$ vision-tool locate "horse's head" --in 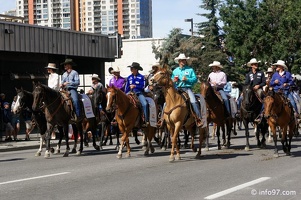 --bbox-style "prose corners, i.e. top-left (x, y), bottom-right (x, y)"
top-left (149, 67), bottom-right (171, 89)
top-left (13, 88), bottom-right (23, 114)
top-left (92, 85), bottom-right (106, 111)
top-left (199, 81), bottom-right (211, 99)
top-left (263, 89), bottom-right (275, 119)
top-left (105, 86), bottom-right (117, 113)
top-left (32, 82), bottom-right (44, 111)
top-left (242, 85), bottom-right (256, 107)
